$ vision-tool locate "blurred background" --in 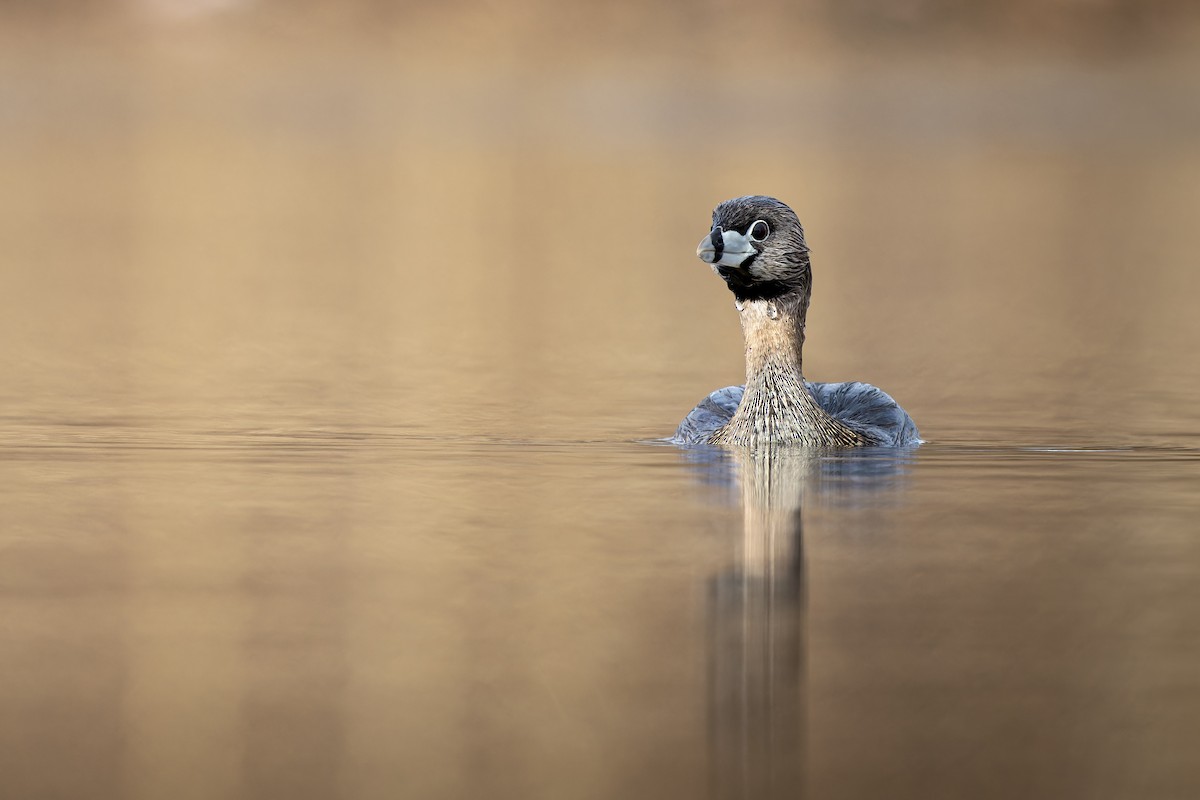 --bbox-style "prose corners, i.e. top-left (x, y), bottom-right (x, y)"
top-left (2, 0), bottom-right (1199, 443)
top-left (3, 2), bottom-right (1200, 799)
